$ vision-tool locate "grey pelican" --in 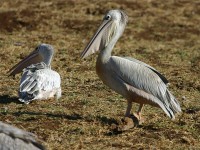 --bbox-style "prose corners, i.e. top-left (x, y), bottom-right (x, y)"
top-left (0, 121), bottom-right (45, 150)
top-left (81, 10), bottom-right (181, 125)
top-left (8, 44), bottom-right (61, 104)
